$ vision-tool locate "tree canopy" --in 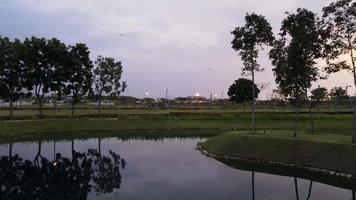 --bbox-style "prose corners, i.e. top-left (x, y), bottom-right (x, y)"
top-left (93, 56), bottom-right (126, 115)
top-left (231, 13), bottom-right (274, 74)
top-left (228, 78), bottom-right (260, 104)
top-left (270, 8), bottom-right (328, 103)
top-left (310, 87), bottom-right (329, 102)
top-left (322, 0), bottom-right (356, 94)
